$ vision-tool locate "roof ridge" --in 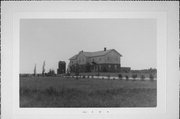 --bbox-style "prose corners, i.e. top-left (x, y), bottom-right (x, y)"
top-left (69, 49), bottom-right (121, 60)
top-left (89, 49), bottom-right (113, 53)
